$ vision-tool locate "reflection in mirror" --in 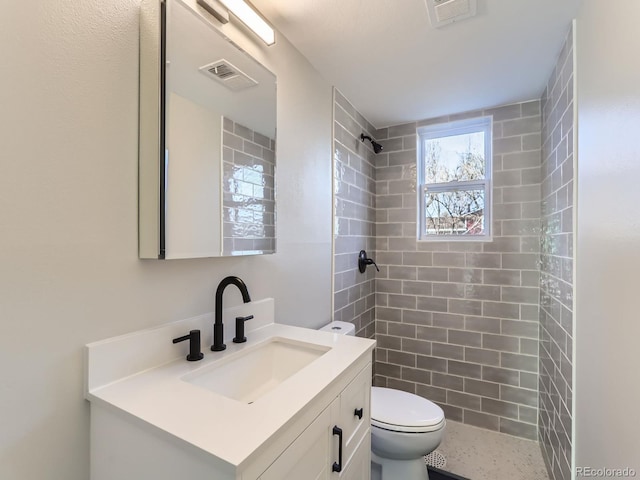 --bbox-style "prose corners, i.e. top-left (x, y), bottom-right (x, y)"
top-left (222, 117), bottom-right (276, 255)
top-left (139, 0), bottom-right (276, 259)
